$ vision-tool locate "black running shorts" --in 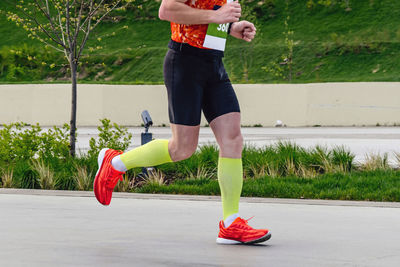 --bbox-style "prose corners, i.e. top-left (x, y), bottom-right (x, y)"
top-left (163, 40), bottom-right (240, 126)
